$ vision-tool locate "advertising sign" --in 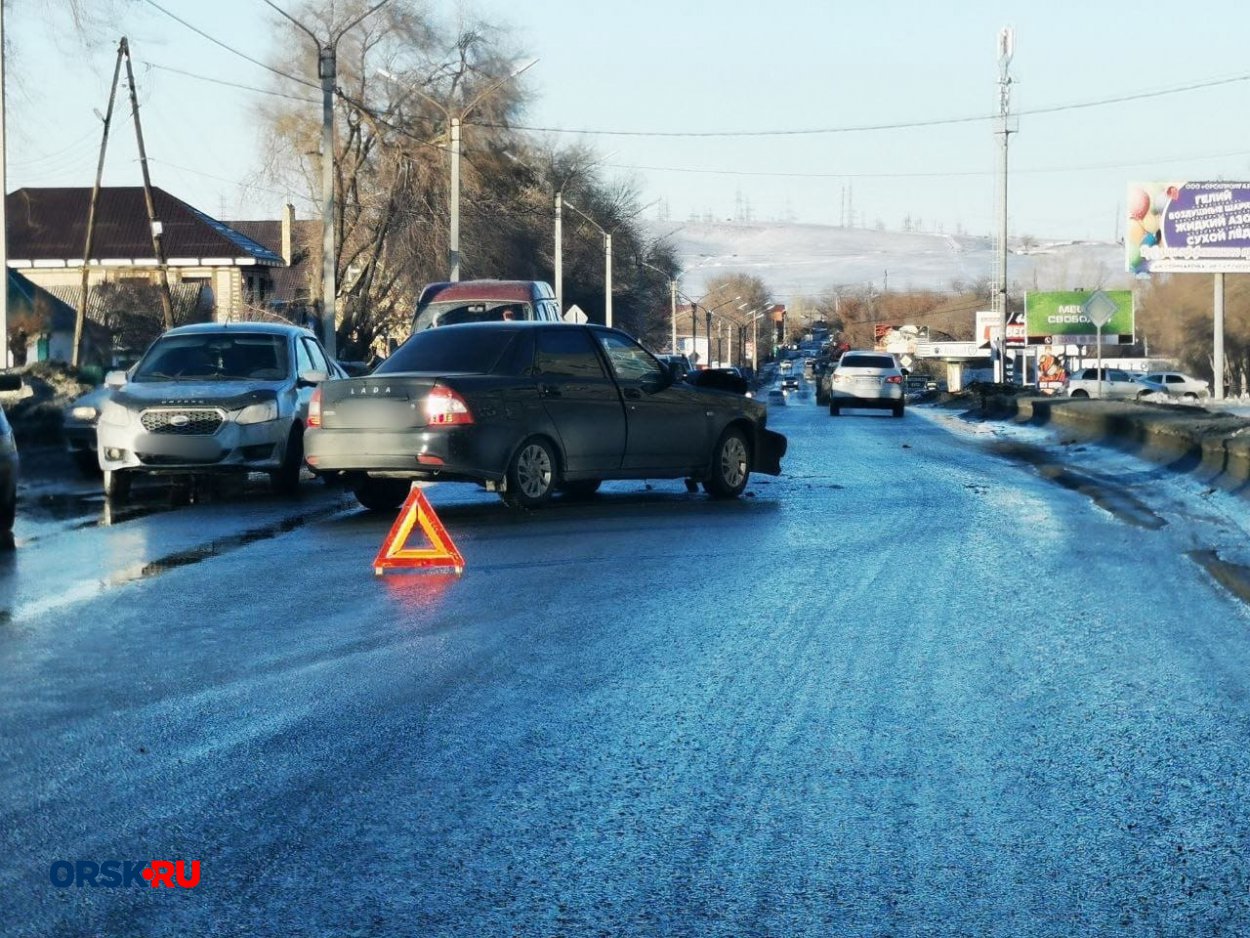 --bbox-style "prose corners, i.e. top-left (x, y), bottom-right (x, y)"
top-left (974, 310), bottom-right (1025, 348)
top-left (1023, 290), bottom-right (1134, 346)
top-left (1127, 181), bottom-right (1250, 274)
